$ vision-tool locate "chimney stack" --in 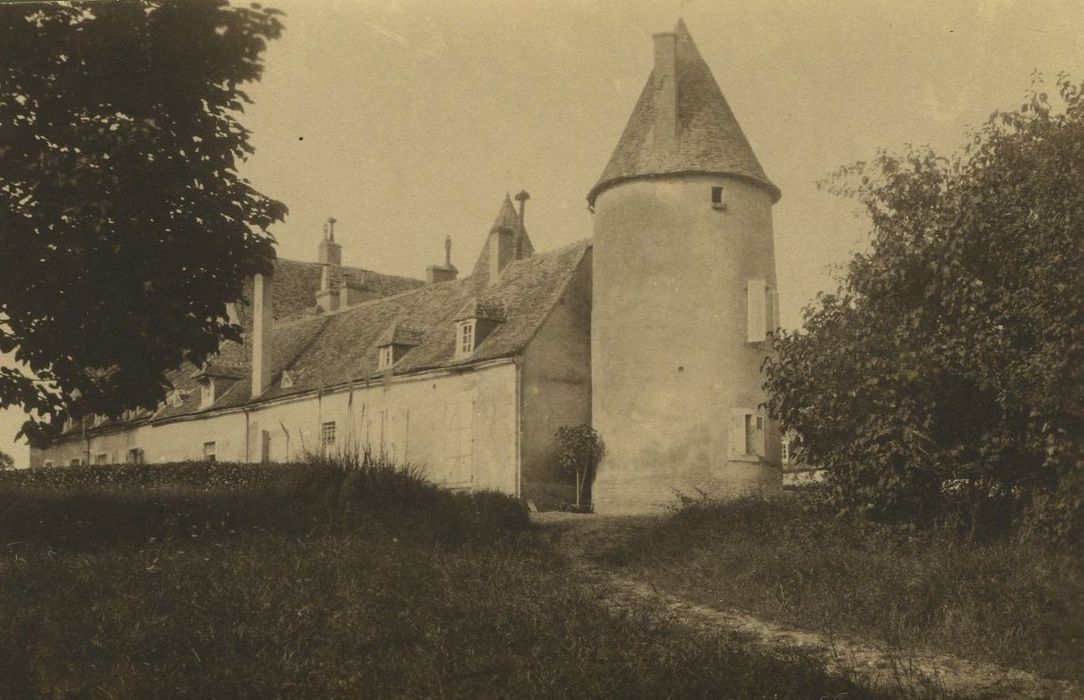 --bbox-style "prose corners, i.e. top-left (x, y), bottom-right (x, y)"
top-left (652, 31), bottom-right (678, 151)
top-left (251, 271), bottom-right (273, 398)
top-left (514, 190), bottom-right (530, 231)
top-left (488, 224), bottom-right (515, 284)
top-left (316, 216), bottom-right (342, 312)
top-left (426, 236), bottom-right (458, 283)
